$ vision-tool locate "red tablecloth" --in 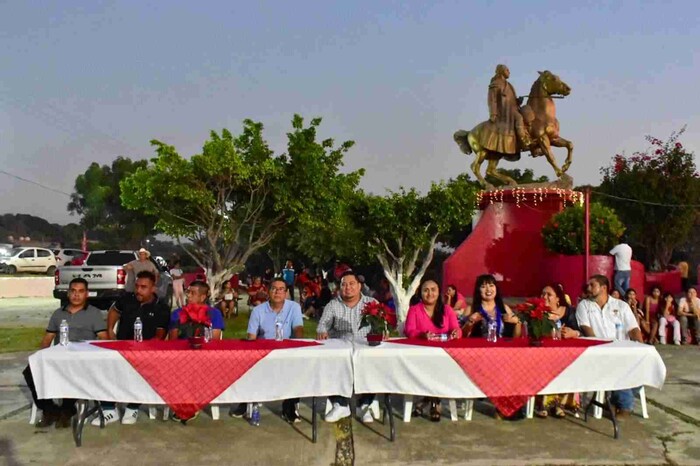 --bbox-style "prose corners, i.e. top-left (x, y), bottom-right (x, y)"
top-left (391, 337), bottom-right (607, 416)
top-left (91, 339), bottom-right (320, 419)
